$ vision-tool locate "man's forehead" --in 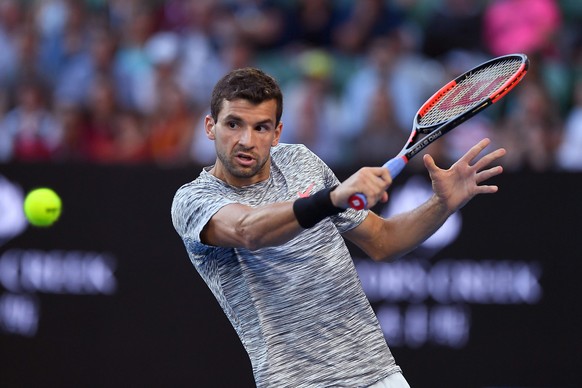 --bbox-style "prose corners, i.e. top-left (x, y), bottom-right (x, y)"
top-left (218, 98), bottom-right (277, 121)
